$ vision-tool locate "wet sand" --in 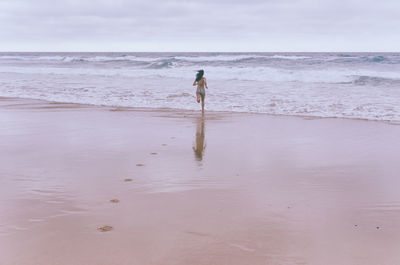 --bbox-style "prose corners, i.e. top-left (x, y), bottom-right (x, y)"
top-left (1, 97), bottom-right (400, 265)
